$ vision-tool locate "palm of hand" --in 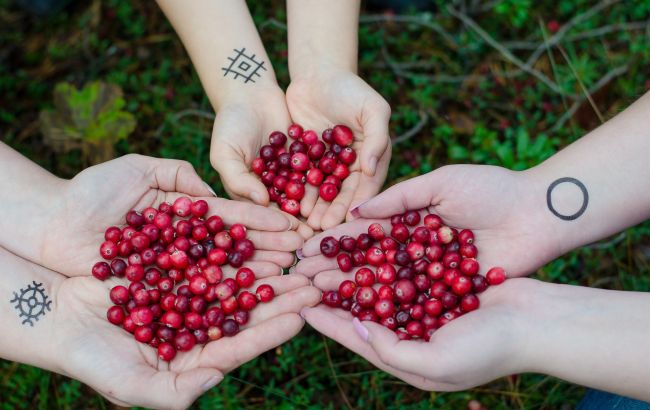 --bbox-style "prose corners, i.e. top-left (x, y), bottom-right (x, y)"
top-left (286, 71), bottom-right (391, 230)
top-left (210, 88), bottom-right (292, 203)
top-left (55, 271), bottom-right (319, 409)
